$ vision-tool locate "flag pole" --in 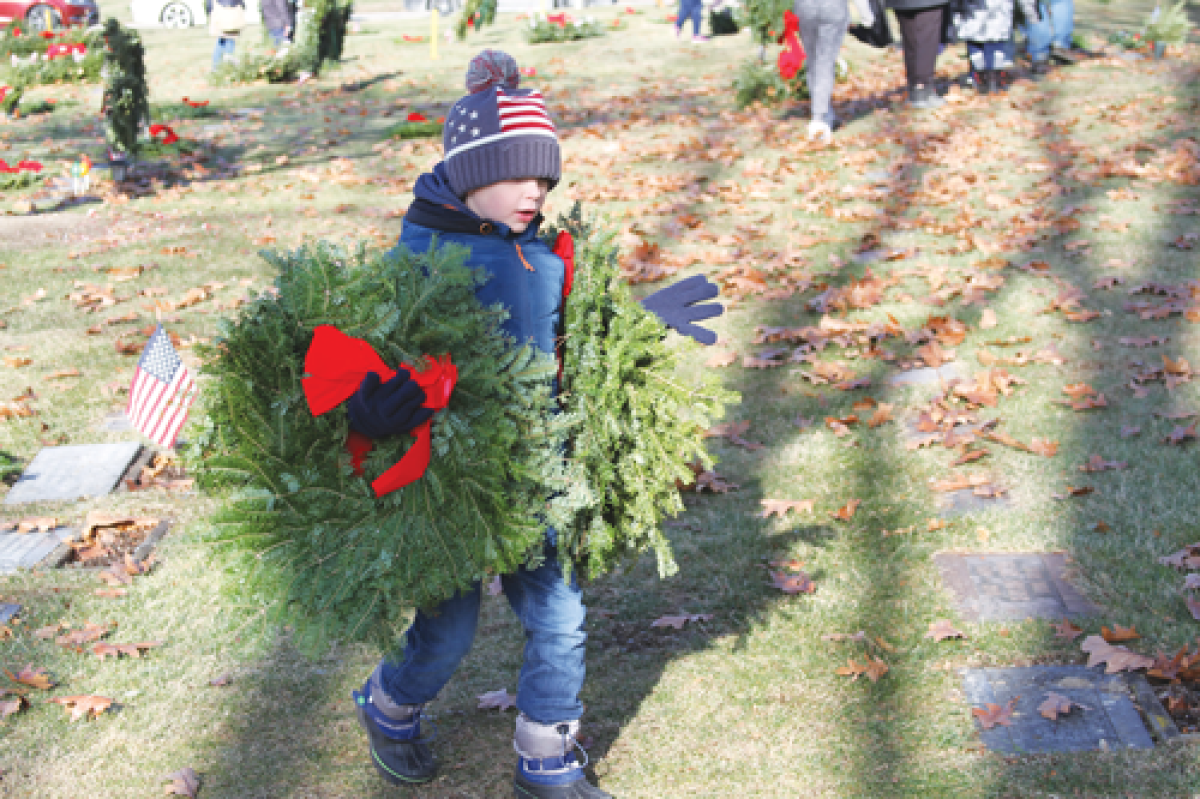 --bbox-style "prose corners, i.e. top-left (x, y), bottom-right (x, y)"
top-left (431, 2), bottom-right (439, 60)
